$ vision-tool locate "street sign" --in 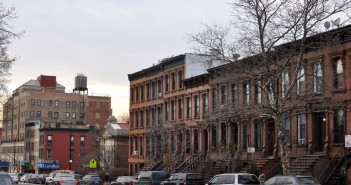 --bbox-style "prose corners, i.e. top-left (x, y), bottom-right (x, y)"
top-left (247, 147), bottom-right (255, 153)
top-left (89, 159), bottom-right (97, 169)
top-left (345, 135), bottom-right (351, 148)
